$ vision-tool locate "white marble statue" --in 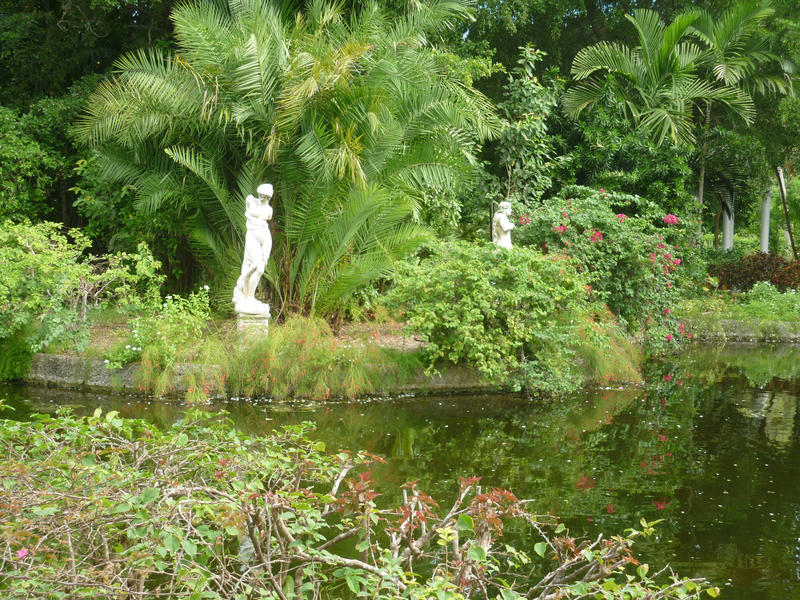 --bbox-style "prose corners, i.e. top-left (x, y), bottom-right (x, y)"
top-left (492, 201), bottom-right (515, 249)
top-left (233, 183), bottom-right (273, 315)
